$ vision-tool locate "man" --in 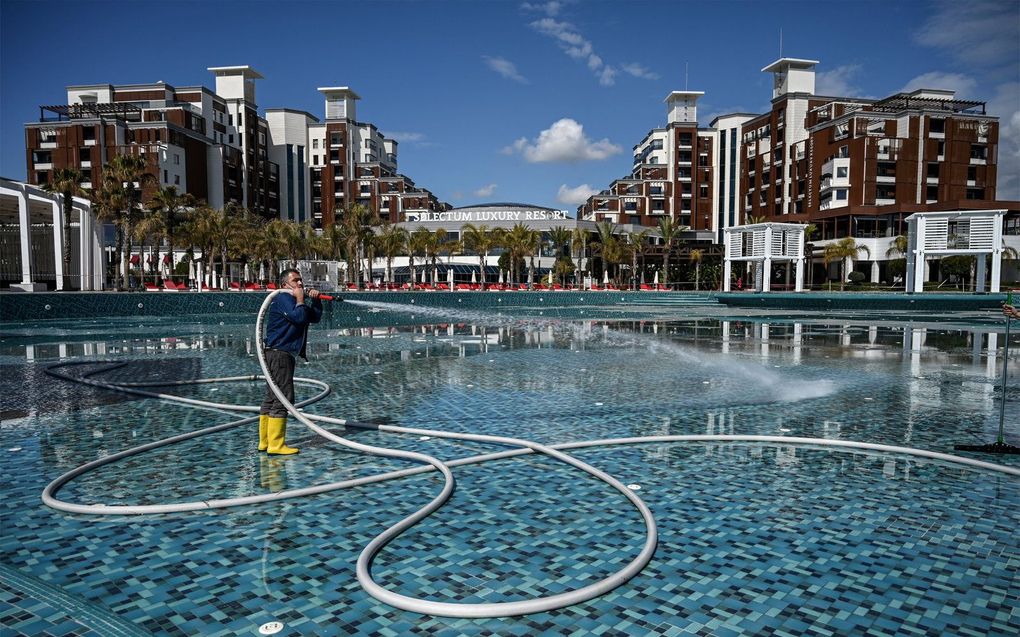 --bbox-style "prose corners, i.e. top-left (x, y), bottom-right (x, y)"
top-left (259, 269), bottom-right (322, 455)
